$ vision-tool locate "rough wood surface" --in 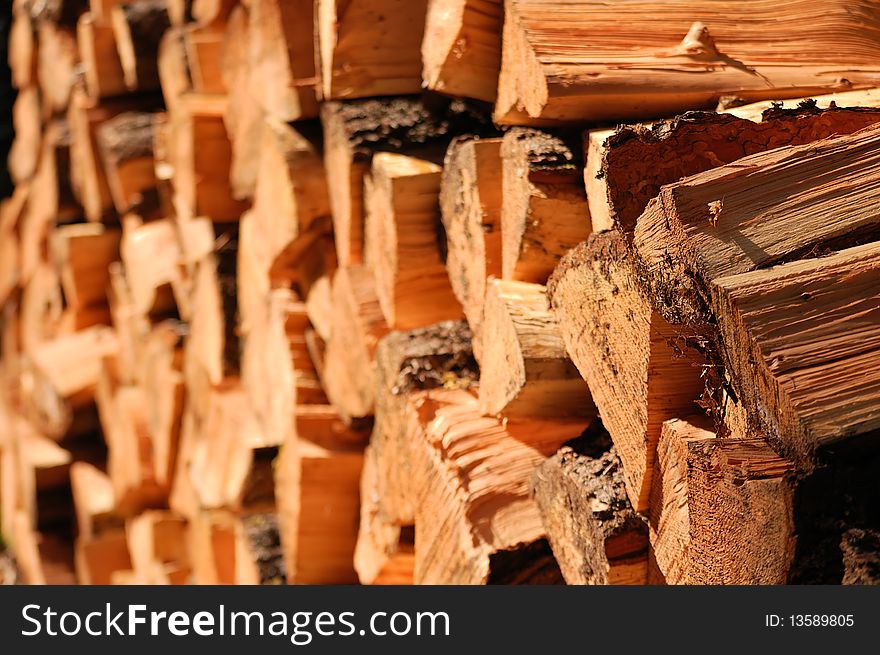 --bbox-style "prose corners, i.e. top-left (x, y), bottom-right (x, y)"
top-left (501, 128), bottom-right (589, 283)
top-left (635, 124), bottom-right (880, 326)
top-left (439, 137), bottom-right (503, 356)
top-left (478, 278), bottom-right (594, 419)
top-left (532, 422), bottom-right (650, 585)
top-left (317, 0), bottom-right (428, 100)
top-left (422, 0), bottom-right (502, 103)
top-left (364, 151), bottom-right (462, 330)
top-left (712, 241), bottom-right (880, 467)
top-left (548, 232), bottom-right (706, 511)
top-left (496, 0), bottom-right (880, 125)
